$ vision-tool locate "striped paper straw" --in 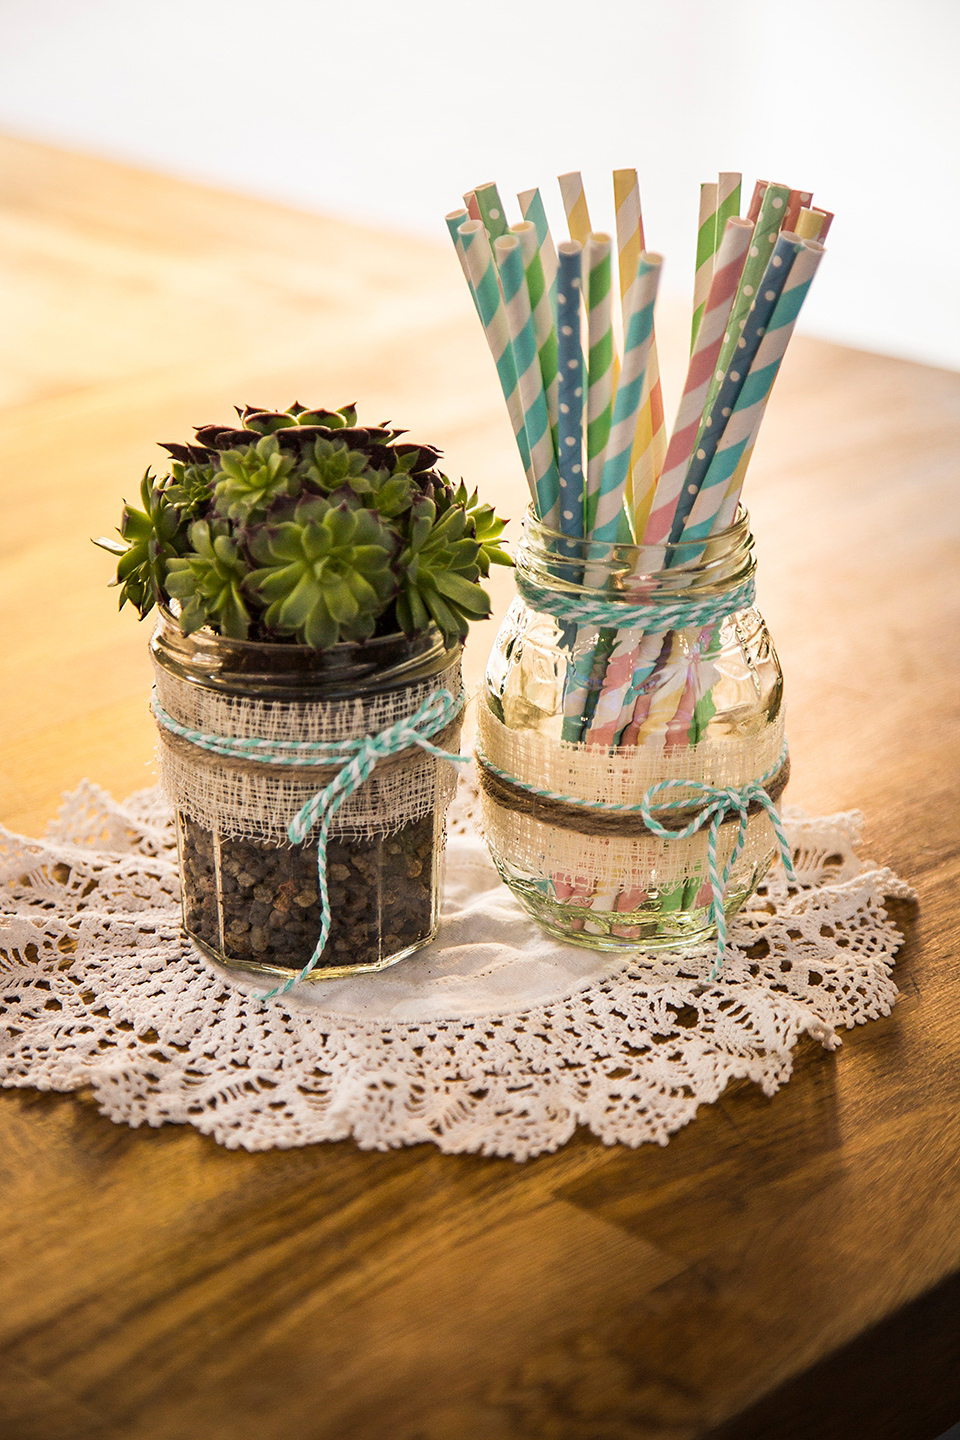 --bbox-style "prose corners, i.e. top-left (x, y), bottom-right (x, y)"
top-left (474, 181), bottom-right (510, 241)
top-left (640, 217), bottom-right (753, 546)
top-left (612, 168), bottom-right (665, 538)
top-left (462, 191), bottom-right (481, 221)
top-left (691, 182), bottom-right (718, 349)
top-left (511, 220), bottom-right (559, 439)
top-left (583, 234), bottom-right (615, 537)
top-left (665, 228), bottom-right (804, 542)
top-left (556, 241), bottom-right (585, 539)
top-left (518, 186), bottom-right (559, 303)
top-left (703, 181), bottom-right (791, 418)
top-left (680, 239), bottom-right (826, 543)
top-left (592, 254), bottom-right (662, 545)
top-left (784, 188), bottom-right (813, 232)
top-left (494, 233), bottom-right (561, 525)
top-left (445, 208), bottom-right (479, 311)
top-left (715, 172), bottom-right (742, 249)
top-left (455, 219), bottom-right (533, 494)
top-left (746, 180), bottom-right (768, 222)
top-left (558, 171), bottom-right (592, 244)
